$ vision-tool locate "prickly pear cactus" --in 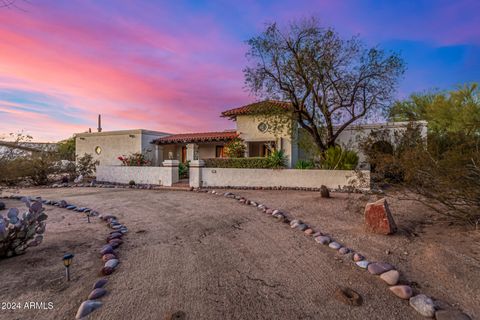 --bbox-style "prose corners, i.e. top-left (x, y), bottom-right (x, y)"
top-left (0, 197), bottom-right (48, 258)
